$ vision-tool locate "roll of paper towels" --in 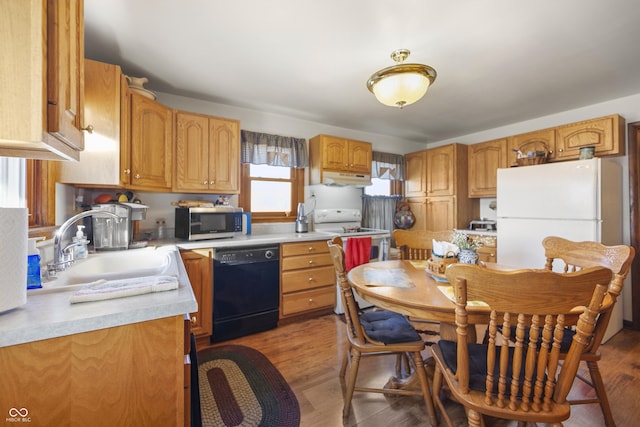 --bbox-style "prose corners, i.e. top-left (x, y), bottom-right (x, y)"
top-left (0, 208), bottom-right (28, 312)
